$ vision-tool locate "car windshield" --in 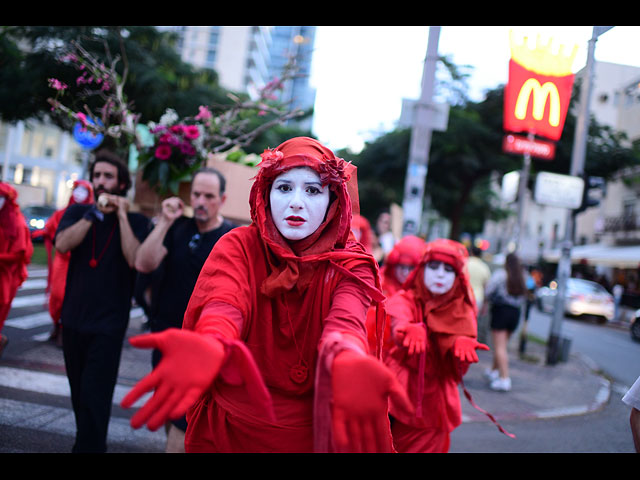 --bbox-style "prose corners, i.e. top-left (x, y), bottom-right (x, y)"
top-left (567, 279), bottom-right (609, 295)
top-left (24, 206), bottom-right (55, 217)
